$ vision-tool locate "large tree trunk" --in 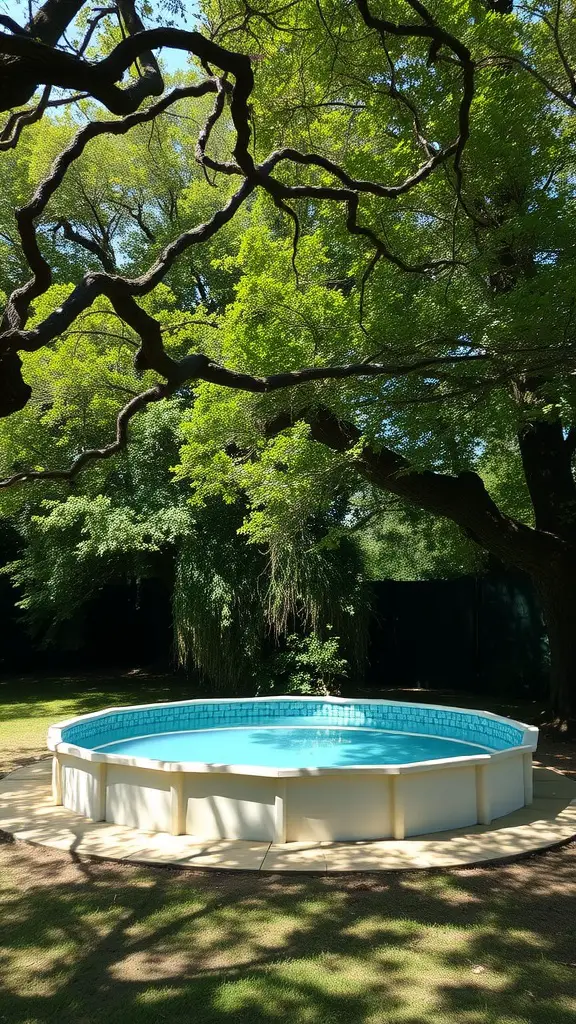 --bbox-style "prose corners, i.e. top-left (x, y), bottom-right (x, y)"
top-left (515, 395), bottom-right (576, 720)
top-left (292, 405), bottom-right (576, 721)
top-left (534, 571), bottom-right (576, 720)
